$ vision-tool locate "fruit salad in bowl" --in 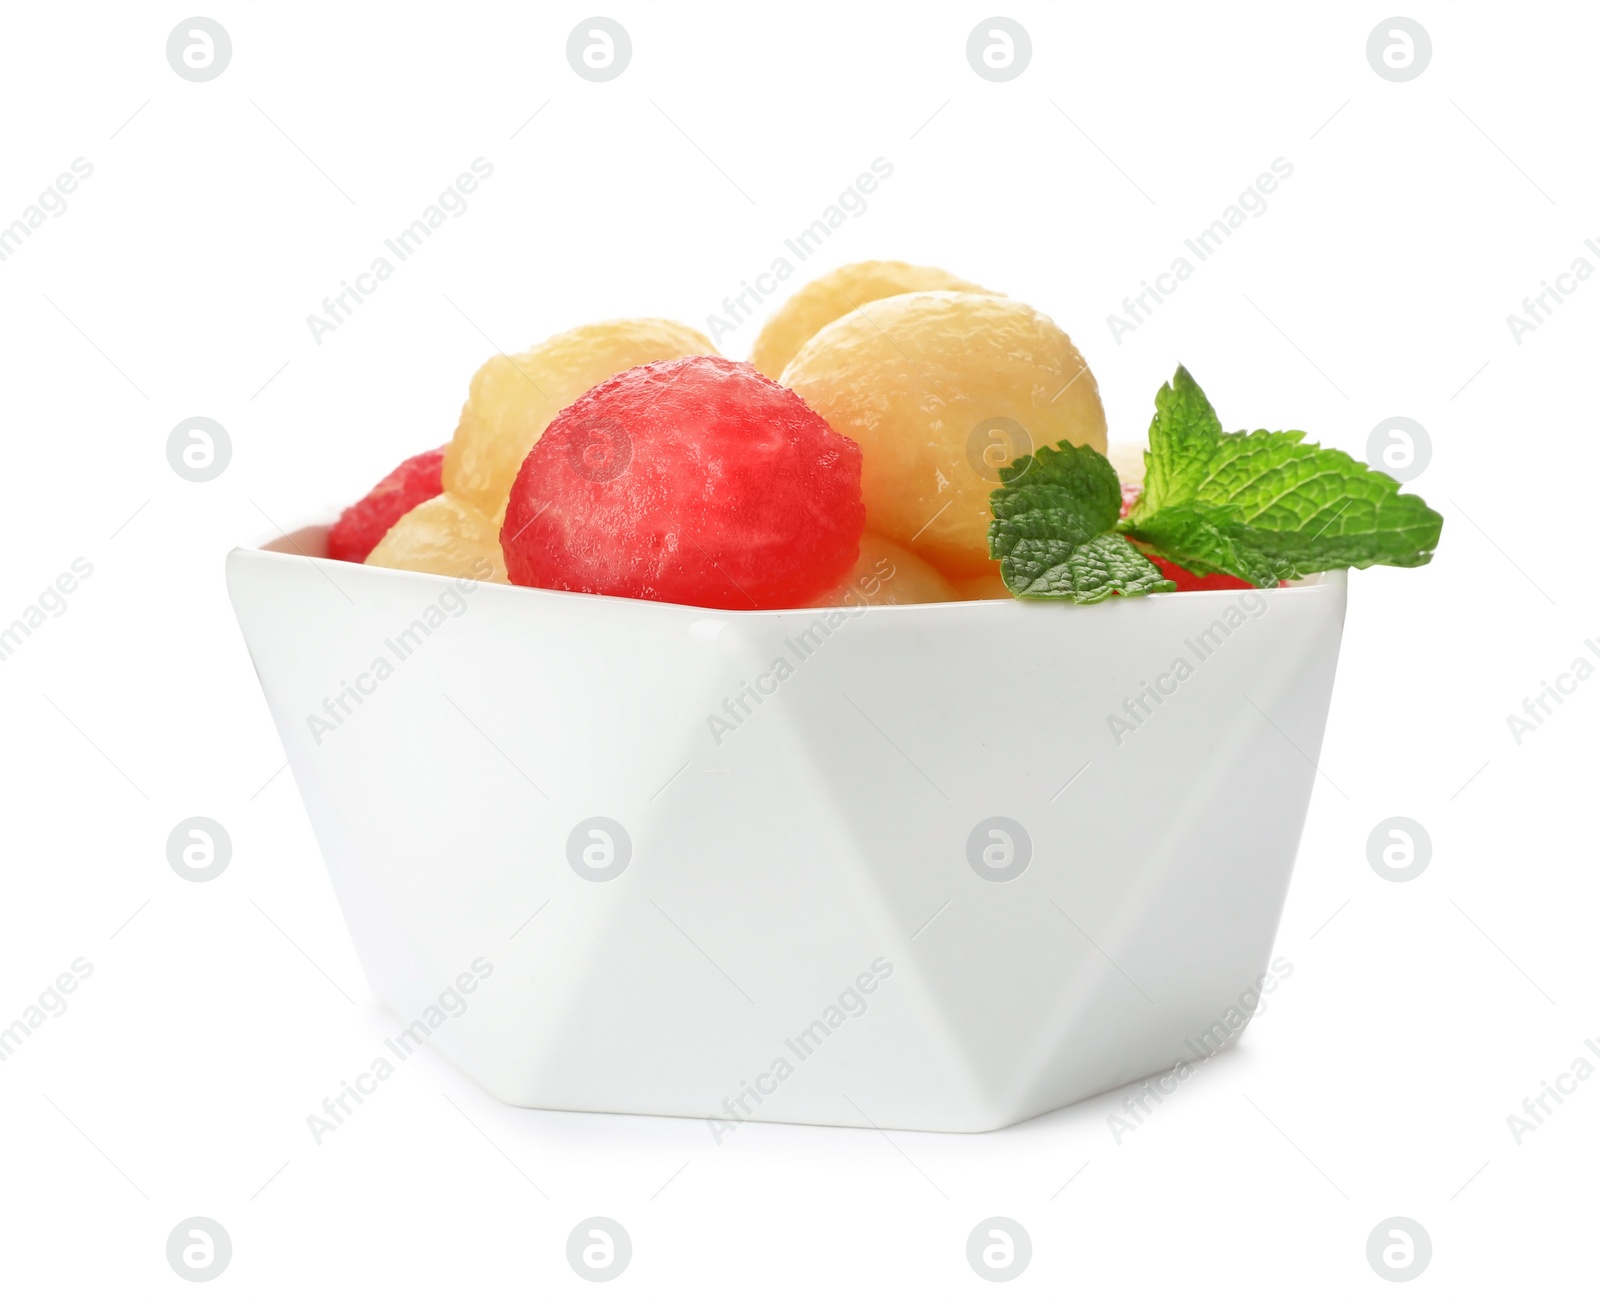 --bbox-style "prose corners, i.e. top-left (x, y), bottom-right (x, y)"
top-left (229, 263), bottom-right (1439, 1132)
top-left (310, 260), bottom-right (1437, 611)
